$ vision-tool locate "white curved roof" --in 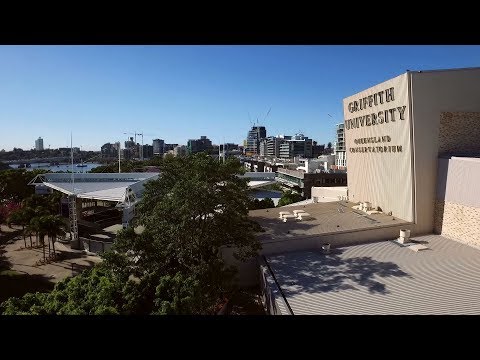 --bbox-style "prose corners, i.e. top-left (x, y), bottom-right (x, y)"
top-left (29, 172), bottom-right (159, 203)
